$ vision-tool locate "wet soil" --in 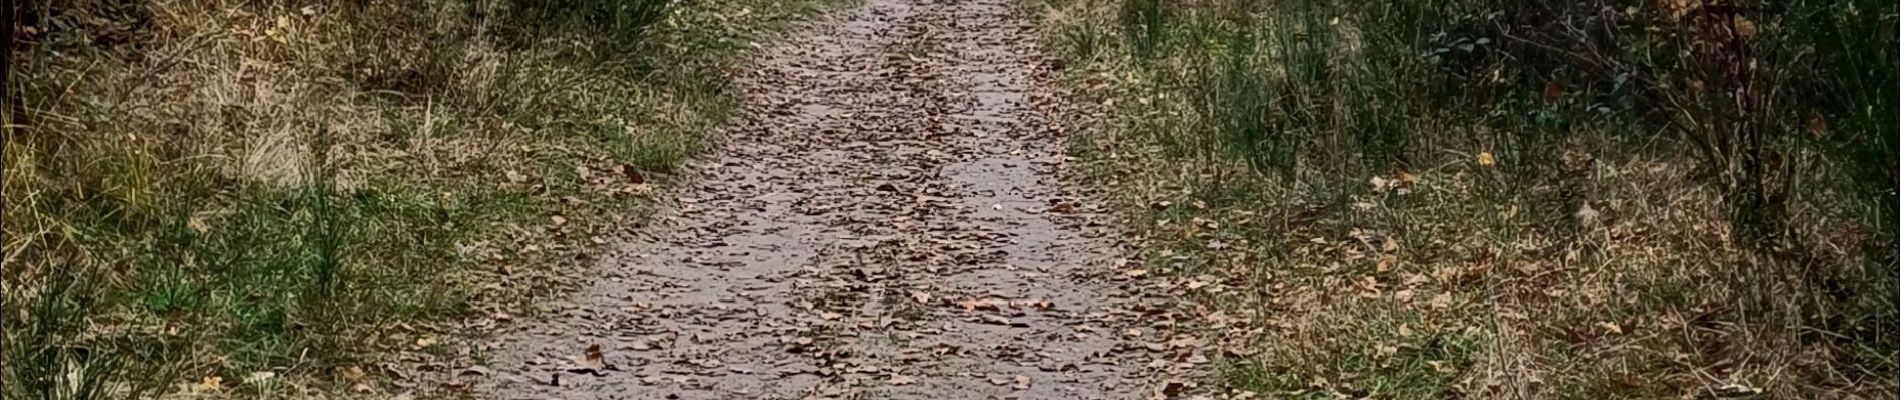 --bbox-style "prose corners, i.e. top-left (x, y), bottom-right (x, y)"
top-left (476, 0), bottom-right (1181, 398)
